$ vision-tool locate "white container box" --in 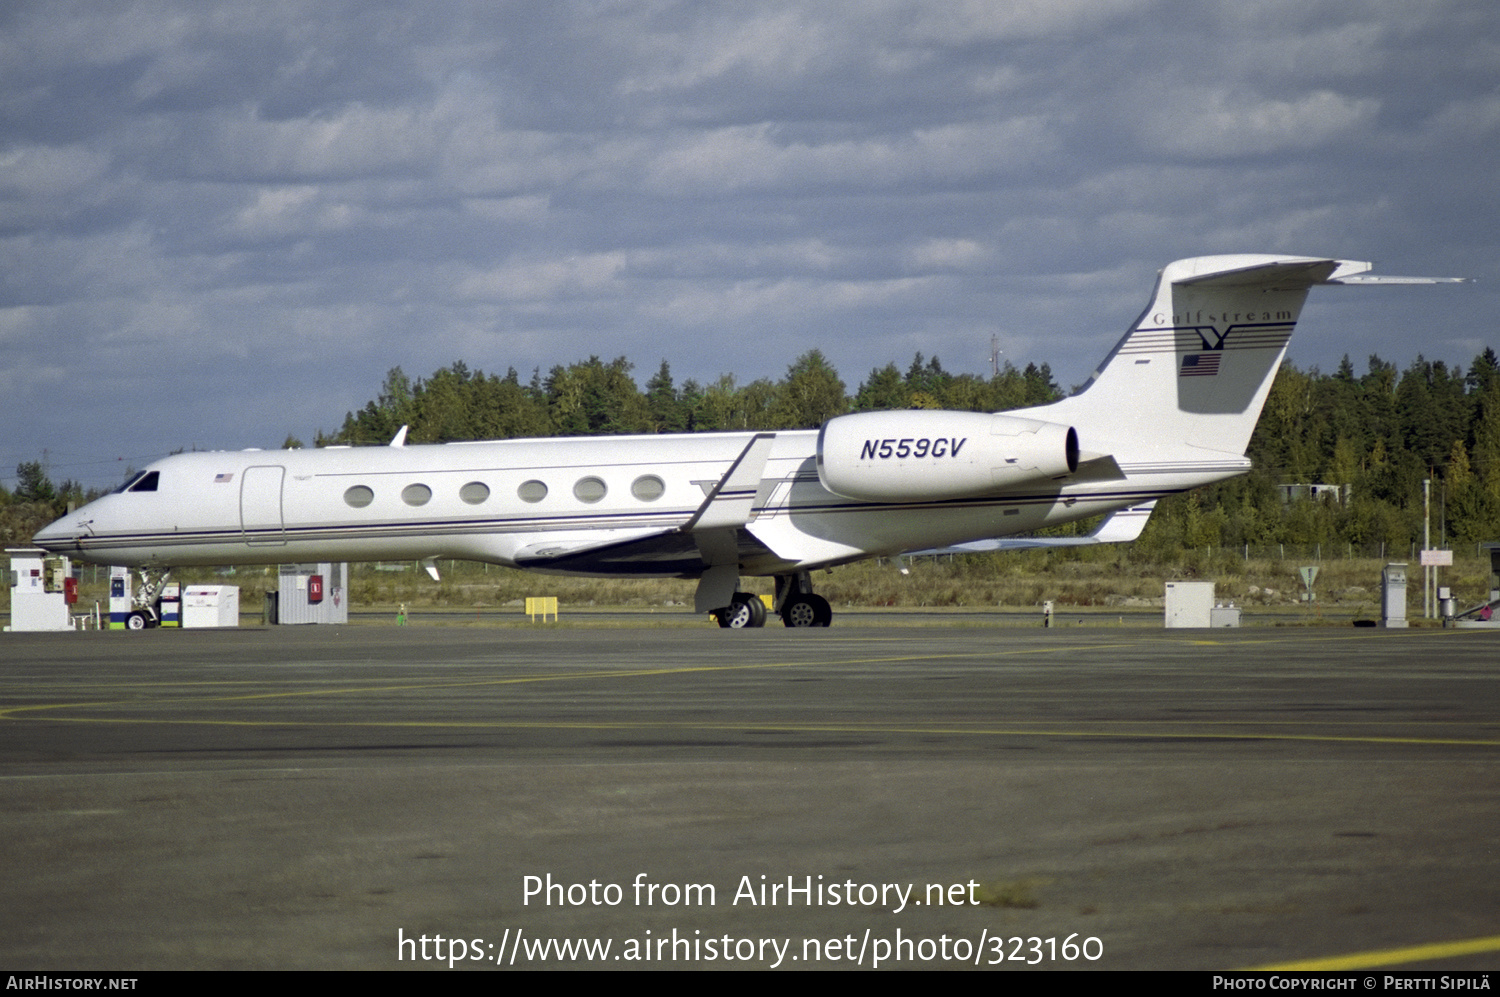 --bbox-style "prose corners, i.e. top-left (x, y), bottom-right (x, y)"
top-left (182, 585), bottom-right (240, 628)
